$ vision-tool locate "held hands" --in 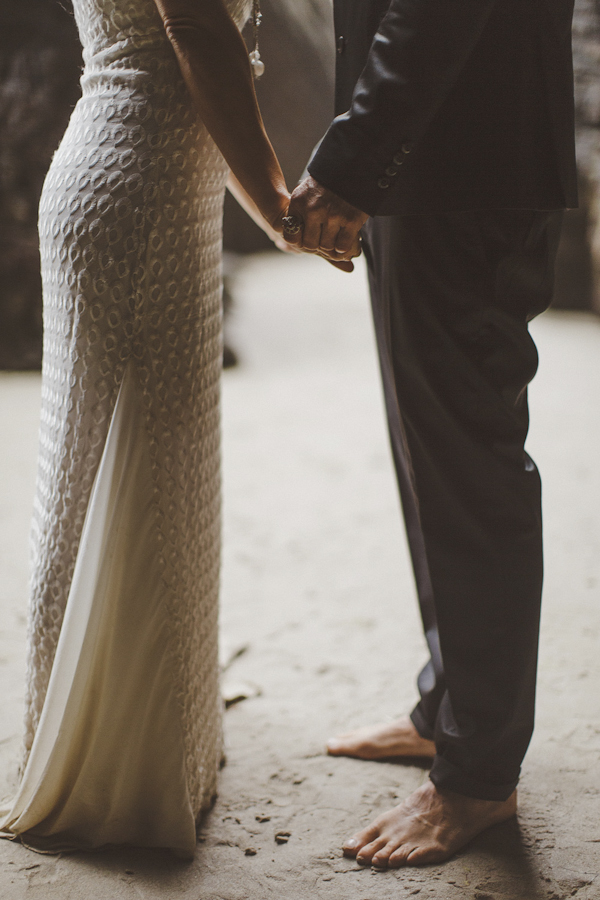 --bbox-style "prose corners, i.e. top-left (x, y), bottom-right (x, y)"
top-left (227, 170), bottom-right (367, 273)
top-left (282, 175), bottom-right (369, 273)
